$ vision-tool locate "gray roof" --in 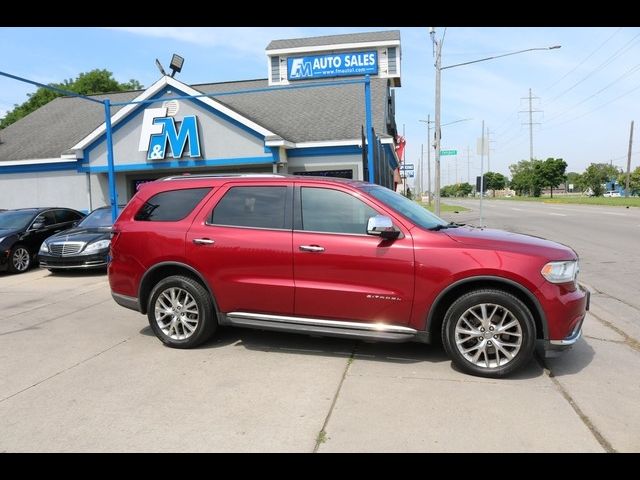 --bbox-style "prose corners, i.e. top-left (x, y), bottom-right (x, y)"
top-left (266, 30), bottom-right (400, 51)
top-left (0, 77), bottom-right (391, 162)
